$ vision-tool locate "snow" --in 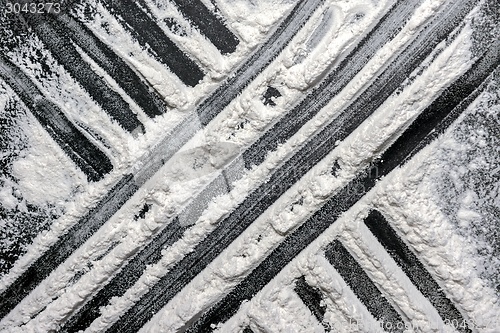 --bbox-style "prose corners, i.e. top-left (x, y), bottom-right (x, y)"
top-left (142, 4), bottom-right (488, 332)
top-left (0, 0), bottom-right (498, 331)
